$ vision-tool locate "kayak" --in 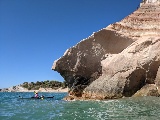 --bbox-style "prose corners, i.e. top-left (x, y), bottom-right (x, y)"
top-left (18, 96), bottom-right (54, 99)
